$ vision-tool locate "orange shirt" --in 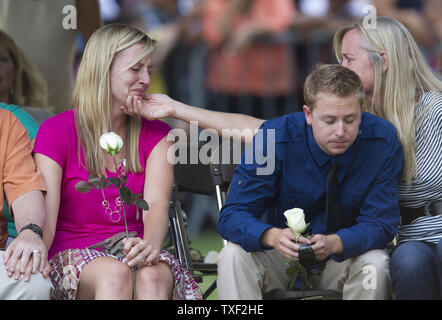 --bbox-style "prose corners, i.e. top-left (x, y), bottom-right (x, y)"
top-left (202, 0), bottom-right (296, 96)
top-left (0, 109), bottom-right (46, 248)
